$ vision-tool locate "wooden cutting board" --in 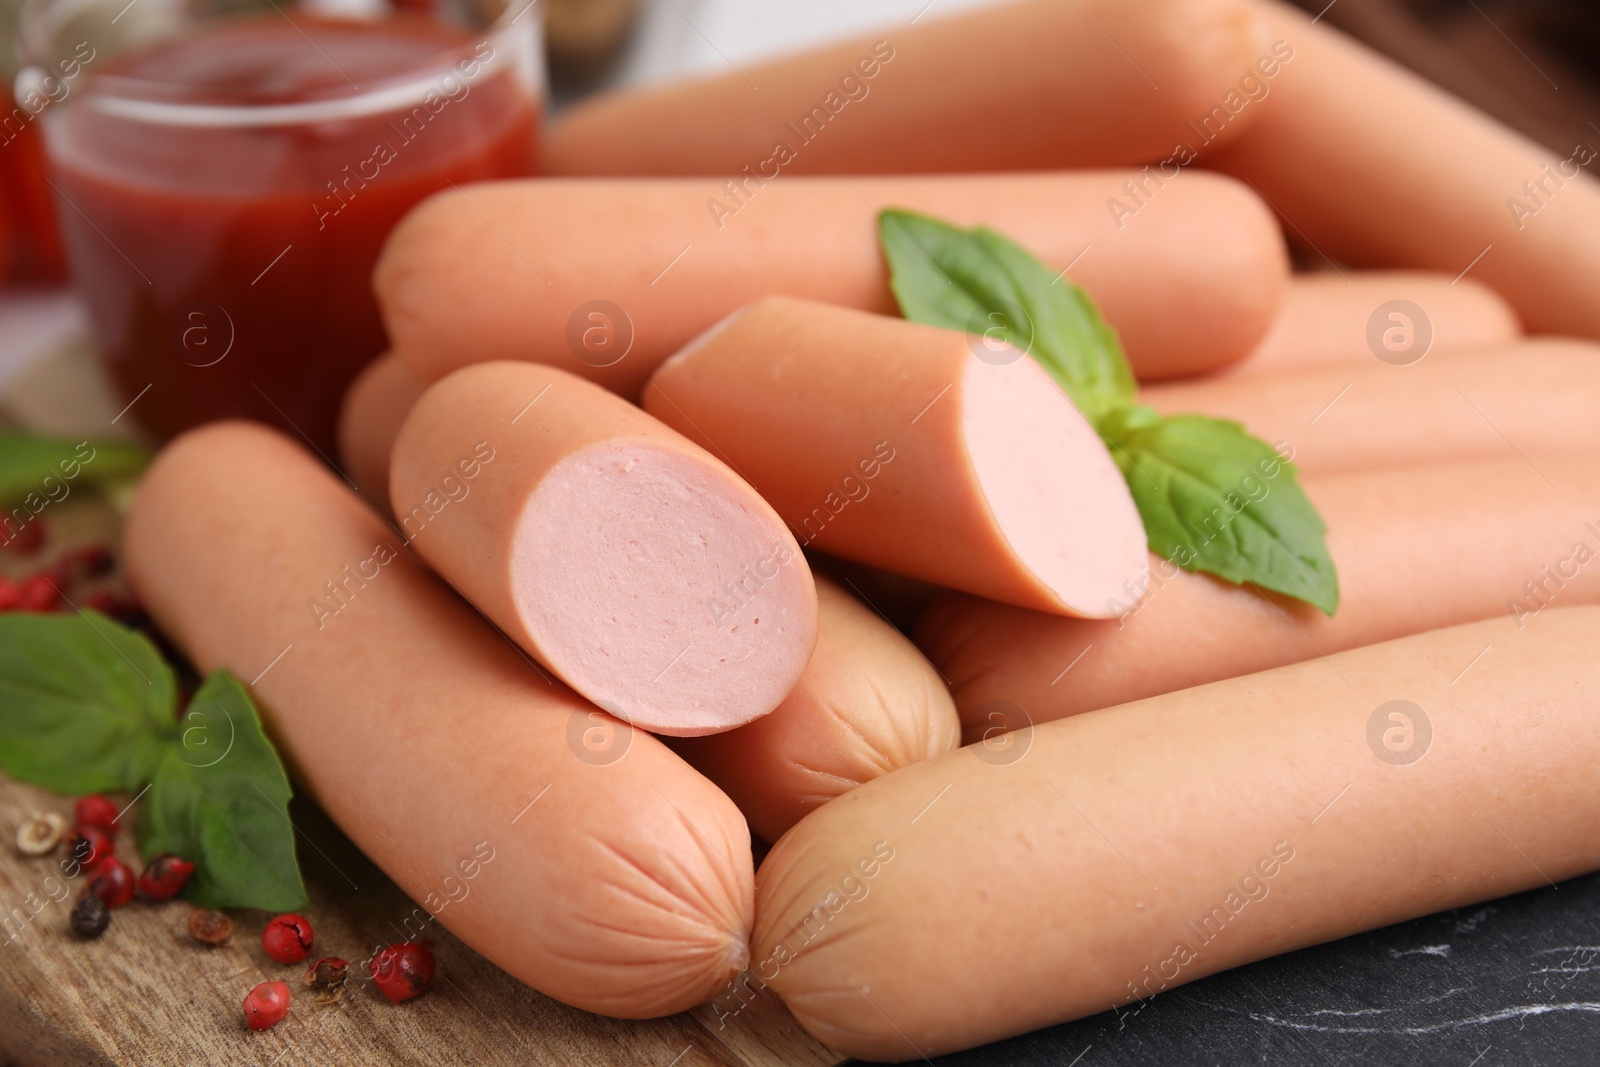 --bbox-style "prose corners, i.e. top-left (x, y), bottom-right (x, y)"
top-left (0, 340), bottom-right (843, 1067)
top-left (0, 775), bottom-right (839, 1067)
